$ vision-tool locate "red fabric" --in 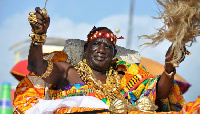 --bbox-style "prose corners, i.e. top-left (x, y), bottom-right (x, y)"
top-left (175, 80), bottom-right (191, 94)
top-left (10, 60), bottom-right (30, 81)
top-left (87, 31), bottom-right (124, 47)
